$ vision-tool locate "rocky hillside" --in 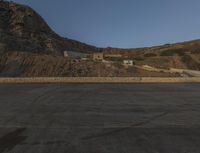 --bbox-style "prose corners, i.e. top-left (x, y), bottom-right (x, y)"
top-left (0, 0), bottom-right (200, 77)
top-left (0, 0), bottom-right (98, 55)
